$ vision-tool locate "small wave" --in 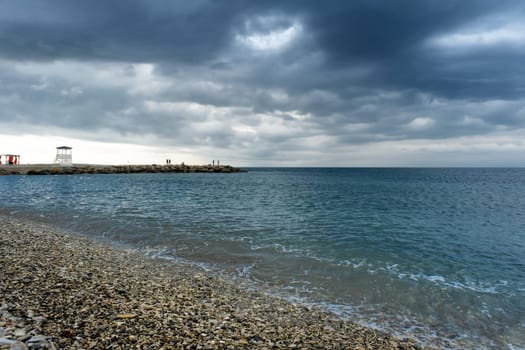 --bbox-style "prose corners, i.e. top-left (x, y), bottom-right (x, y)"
top-left (405, 274), bottom-right (510, 295)
top-left (245, 239), bottom-right (515, 297)
top-left (235, 264), bottom-right (254, 278)
top-left (370, 263), bottom-right (511, 295)
top-left (340, 259), bottom-right (368, 269)
top-left (143, 246), bottom-right (179, 262)
top-left (249, 242), bottom-right (311, 256)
